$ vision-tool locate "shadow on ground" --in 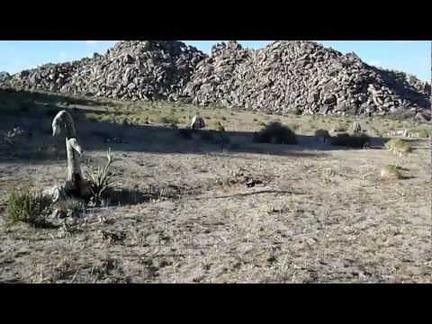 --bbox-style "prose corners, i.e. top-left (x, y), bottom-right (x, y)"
top-left (0, 88), bottom-right (399, 164)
